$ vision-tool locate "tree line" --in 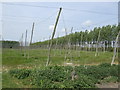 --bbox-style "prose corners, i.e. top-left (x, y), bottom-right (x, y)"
top-left (32, 24), bottom-right (119, 48)
top-left (0, 41), bottom-right (19, 48)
